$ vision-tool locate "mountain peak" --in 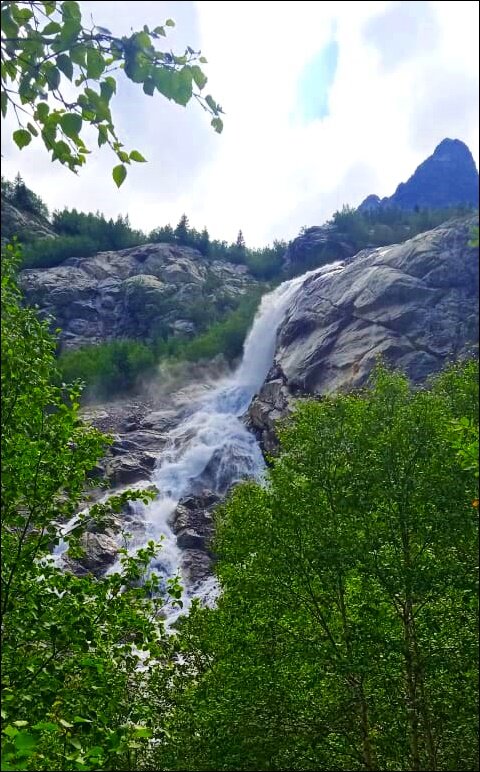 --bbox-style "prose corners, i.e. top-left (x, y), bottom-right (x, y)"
top-left (358, 138), bottom-right (479, 212)
top-left (433, 137), bottom-right (473, 157)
